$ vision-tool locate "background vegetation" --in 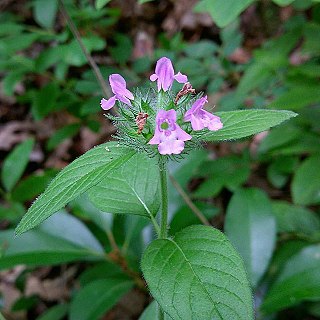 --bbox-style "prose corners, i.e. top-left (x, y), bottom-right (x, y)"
top-left (1, 0), bottom-right (320, 319)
